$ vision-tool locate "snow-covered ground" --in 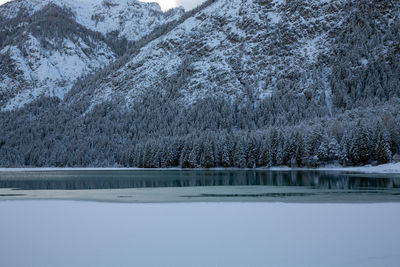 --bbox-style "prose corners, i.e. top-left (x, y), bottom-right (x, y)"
top-left (1, 162), bottom-right (400, 173)
top-left (0, 201), bottom-right (399, 267)
top-left (265, 162), bottom-right (400, 174)
top-left (312, 162), bottom-right (400, 174)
